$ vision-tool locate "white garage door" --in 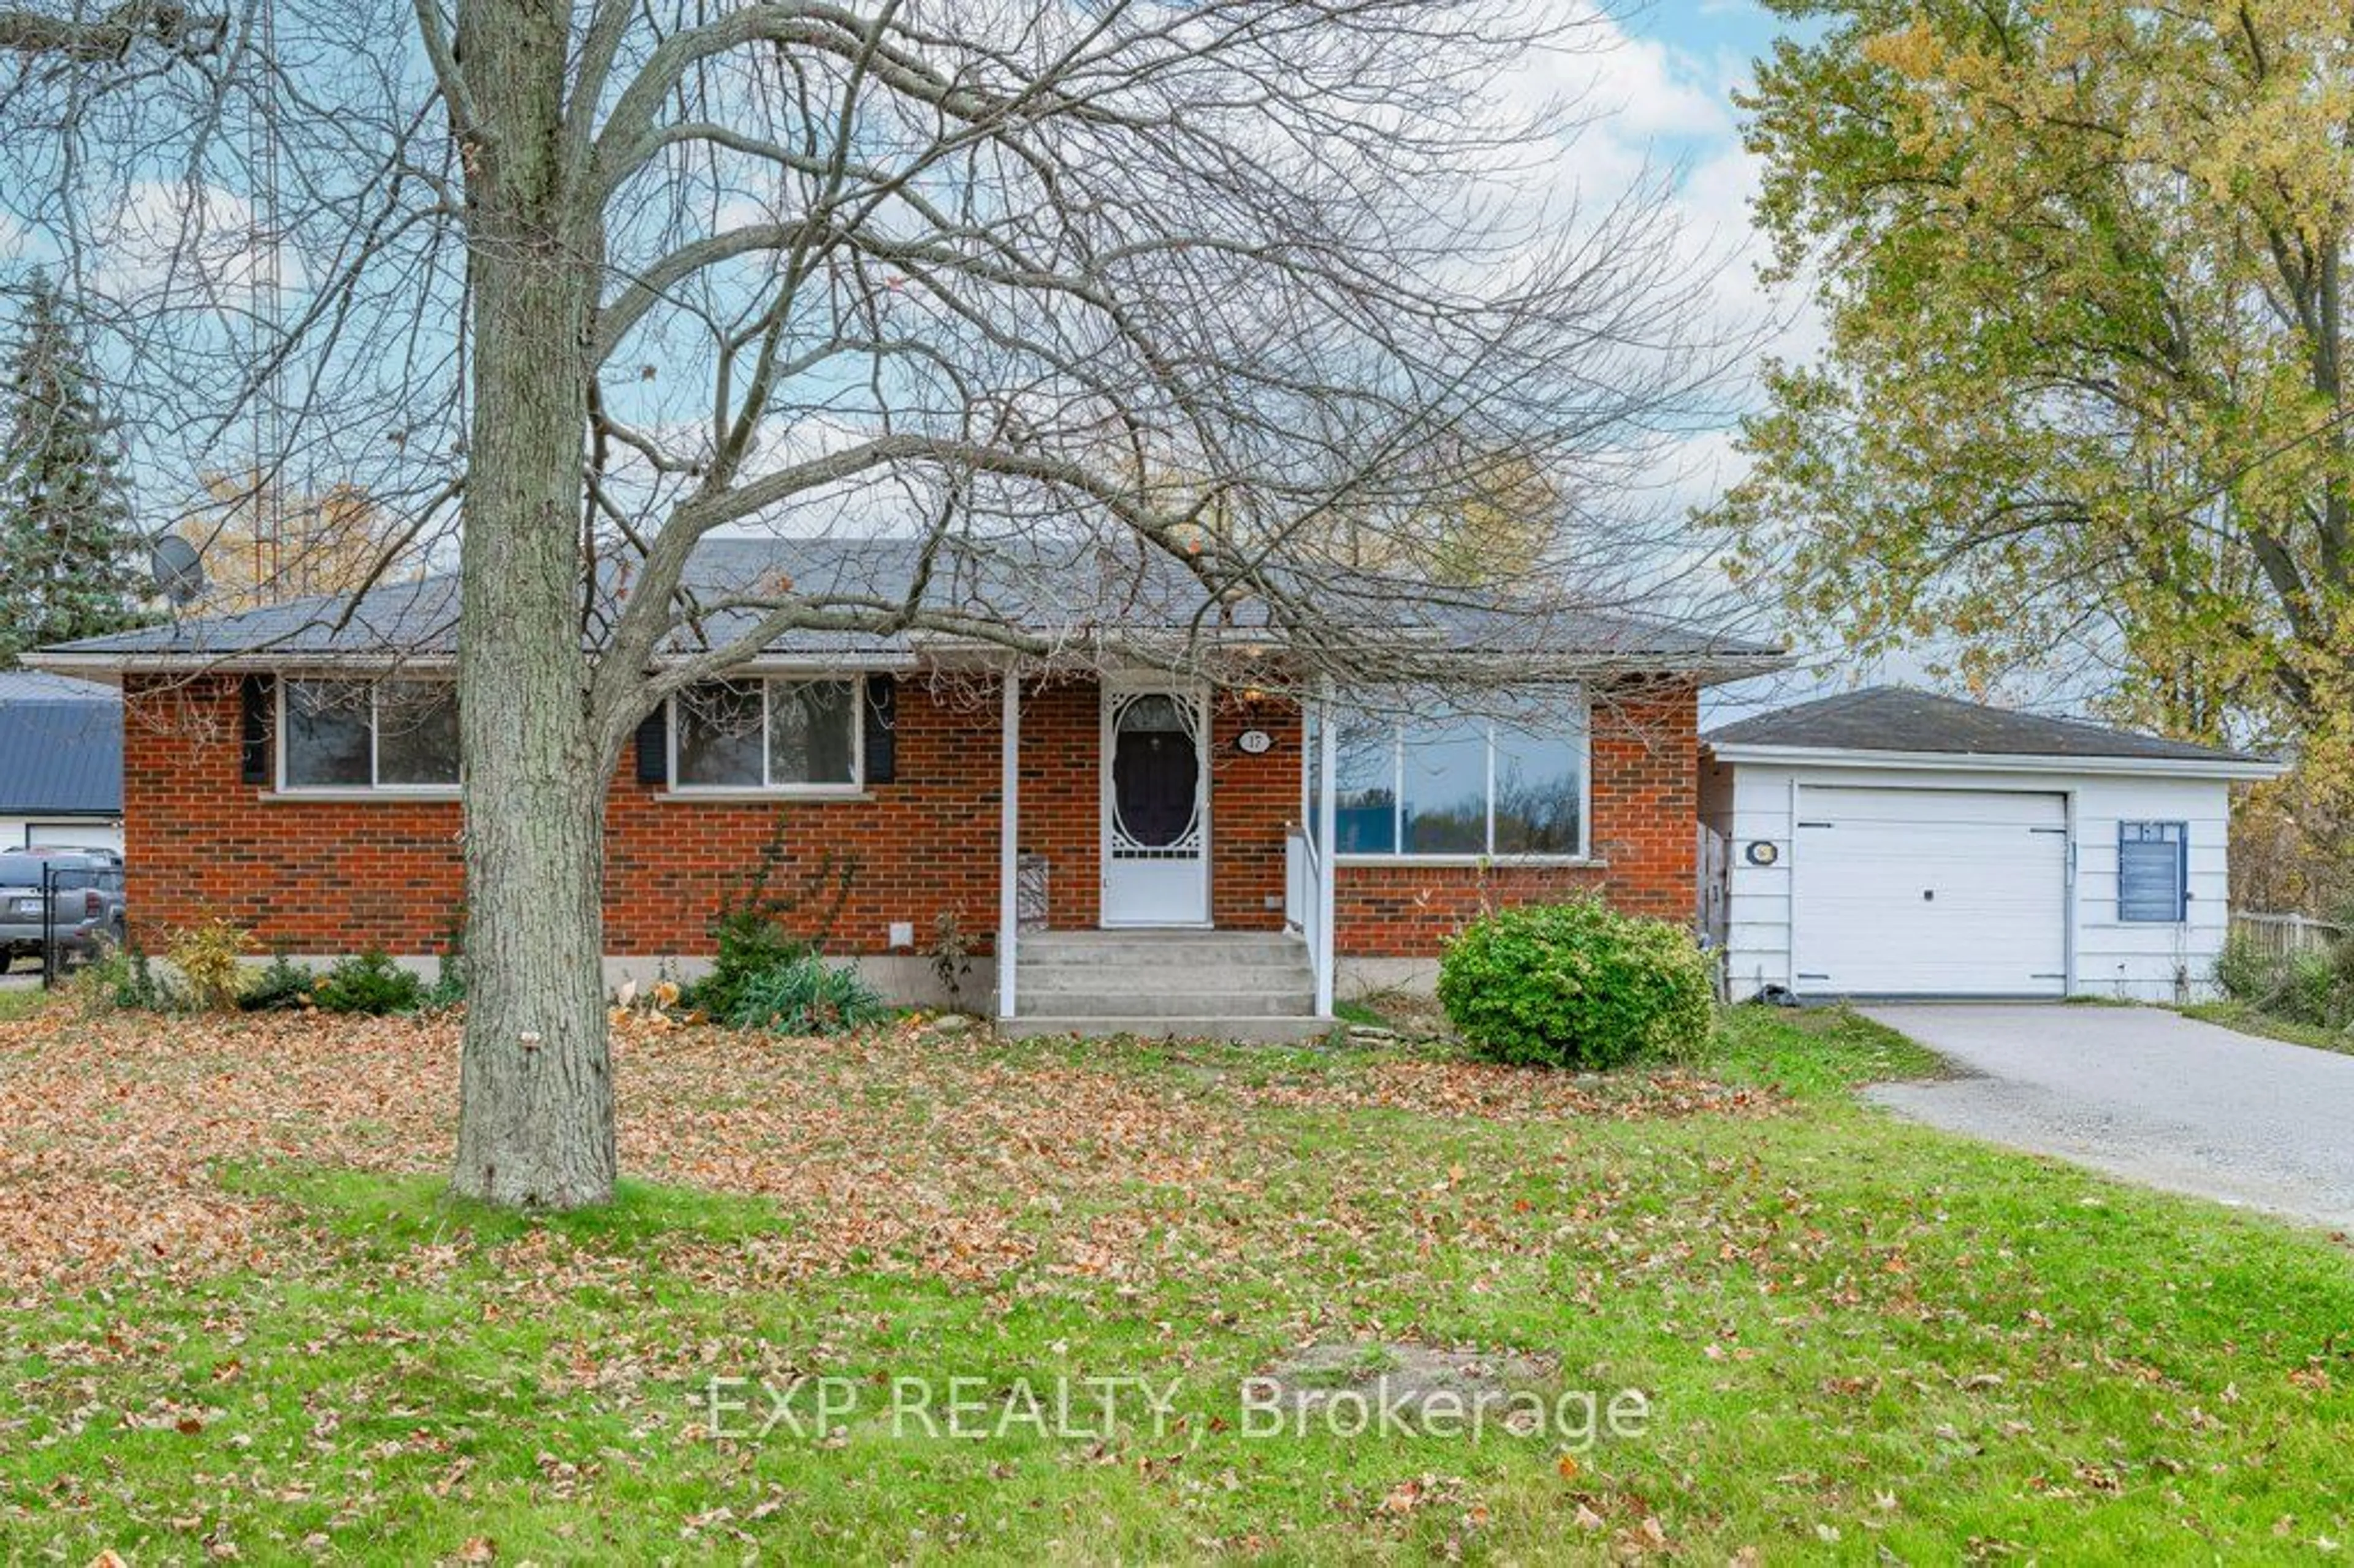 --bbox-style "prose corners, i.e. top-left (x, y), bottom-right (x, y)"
top-left (11, 820), bottom-right (124, 853)
top-left (1794, 787), bottom-right (2068, 997)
